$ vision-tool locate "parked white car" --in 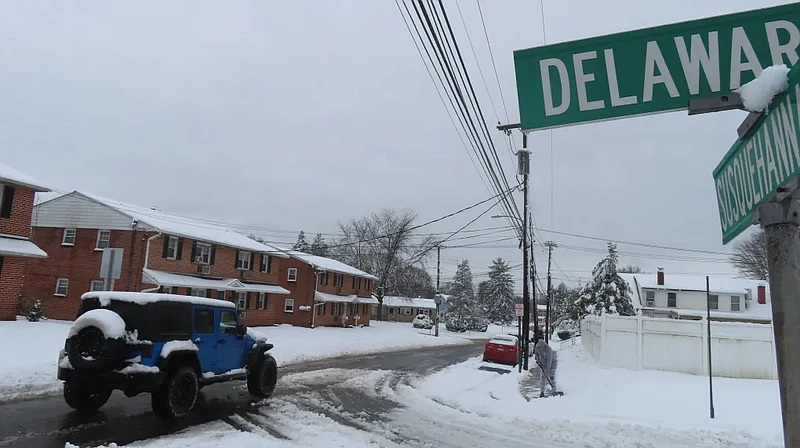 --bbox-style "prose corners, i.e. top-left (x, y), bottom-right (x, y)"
top-left (412, 314), bottom-right (433, 329)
